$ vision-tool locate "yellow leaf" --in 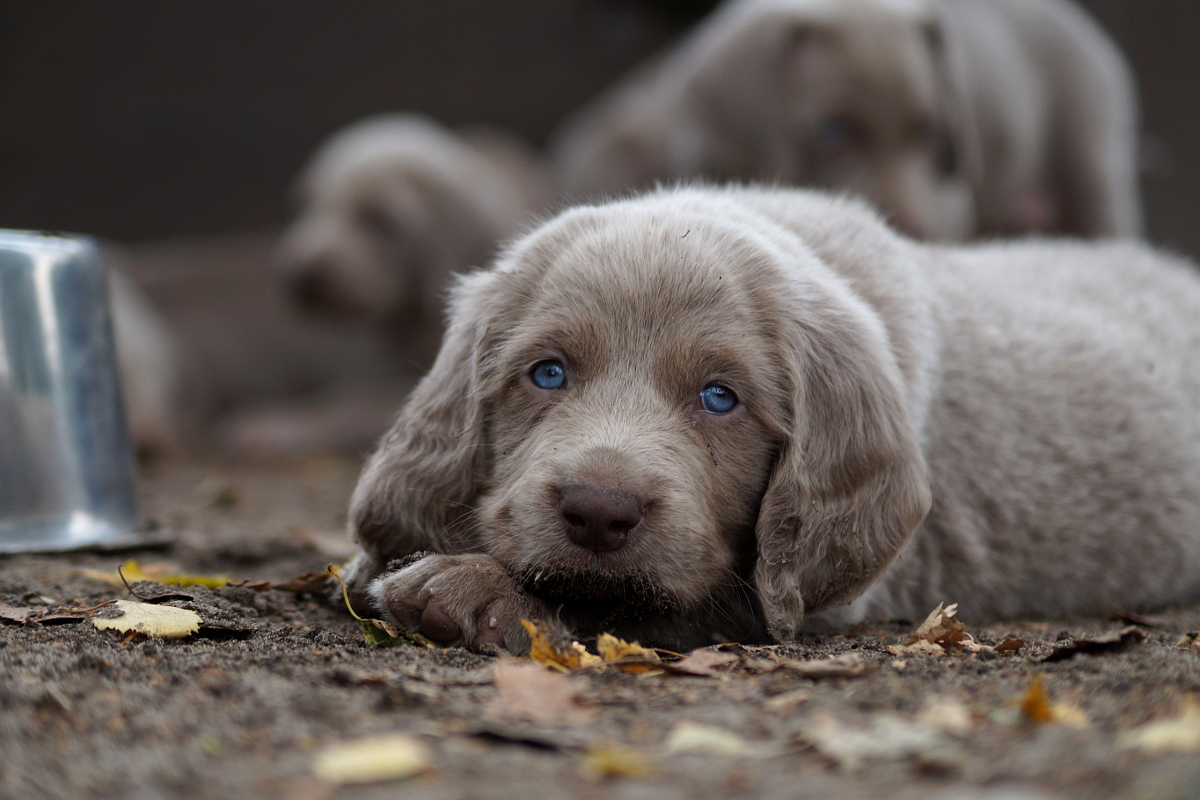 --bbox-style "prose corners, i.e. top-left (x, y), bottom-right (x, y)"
top-left (312, 734), bottom-right (429, 785)
top-left (664, 721), bottom-right (763, 757)
top-left (522, 619), bottom-right (601, 670)
top-left (1019, 675), bottom-right (1055, 723)
top-left (92, 600), bottom-right (201, 639)
top-left (122, 559), bottom-right (231, 589)
top-left (583, 745), bottom-right (655, 778)
top-left (597, 632), bottom-right (661, 673)
top-left (1018, 675), bottom-right (1088, 727)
